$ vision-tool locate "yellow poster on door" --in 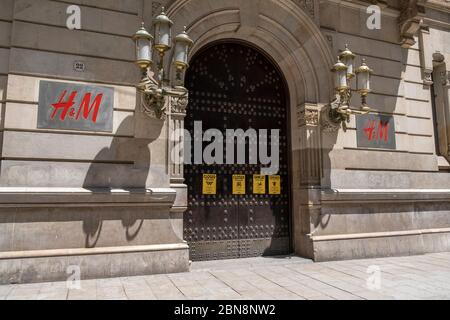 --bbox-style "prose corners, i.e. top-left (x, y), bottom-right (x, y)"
top-left (268, 175), bottom-right (281, 195)
top-left (202, 174), bottom-right (217, 195)
top-left (232, 175), bottom-right (246, 195)
top-left (253, 175), bottom-right (266, 194)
